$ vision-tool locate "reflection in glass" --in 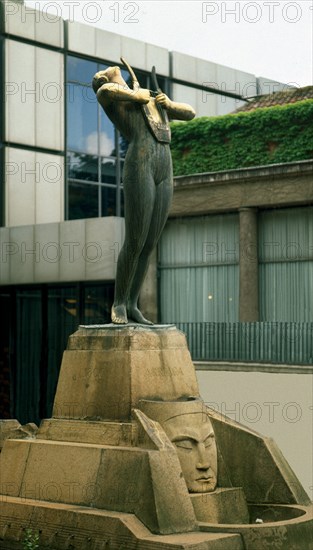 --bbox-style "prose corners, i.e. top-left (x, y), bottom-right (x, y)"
top-left (69, 181), bottom-right (99, 219)
top-left (120, 188), bottom-right (125, 218)
top-left (101, 186), bottom-right (116, 217)
top-left (119, 133), bottom-right (129, 158)
top-left (67, 83), bottom-right (98, 153)
top-left (101, 158), bottom-right (116, 184)
top-left (68, 57), bottom-right (98, 85)
top-left (100, 110), bottom-right (115, 156)
top-left (68, 152), bottom-right (98, 182)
